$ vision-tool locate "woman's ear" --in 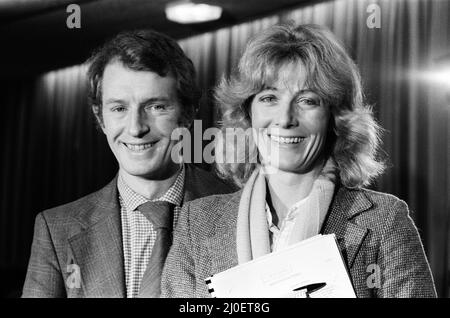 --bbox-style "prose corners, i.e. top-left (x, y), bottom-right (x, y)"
top-left (324, 113), bottom-right (337, 157)
top-left (328, 110), bottom-right (337, 136)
